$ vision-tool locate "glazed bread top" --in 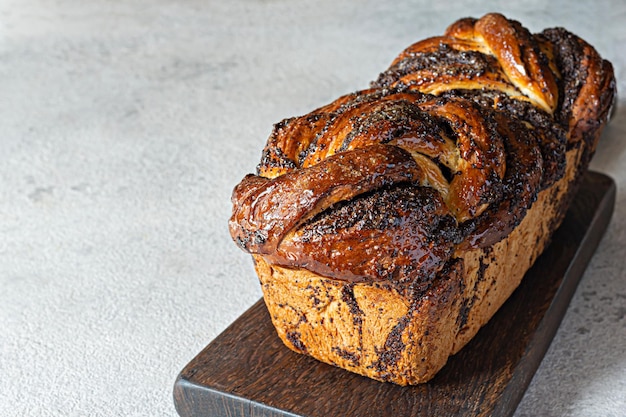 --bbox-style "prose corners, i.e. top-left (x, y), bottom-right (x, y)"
top-left (229, 13), bottom-right (615, 290)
